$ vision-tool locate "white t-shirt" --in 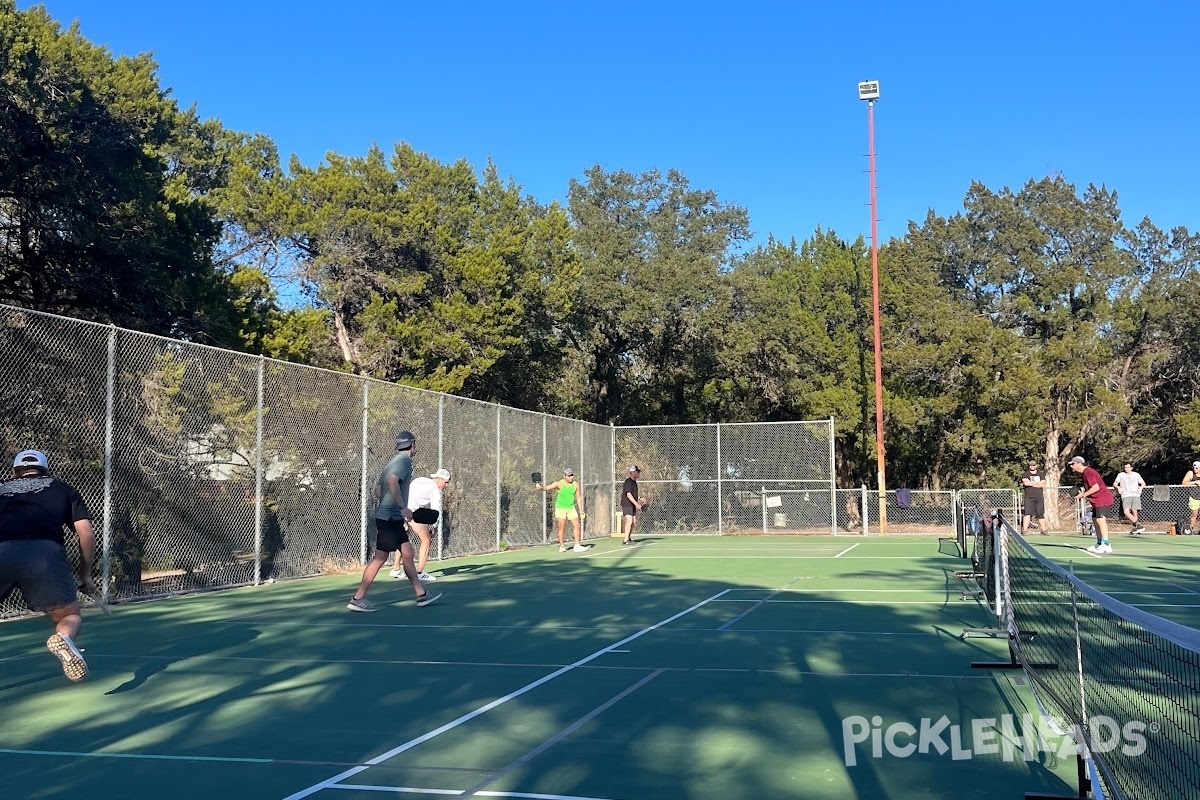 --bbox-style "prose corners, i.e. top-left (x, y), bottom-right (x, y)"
top-left (407, 476), bottom-right (443, 513)
top-left (1113, 472), bottom-right (1144, 498)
